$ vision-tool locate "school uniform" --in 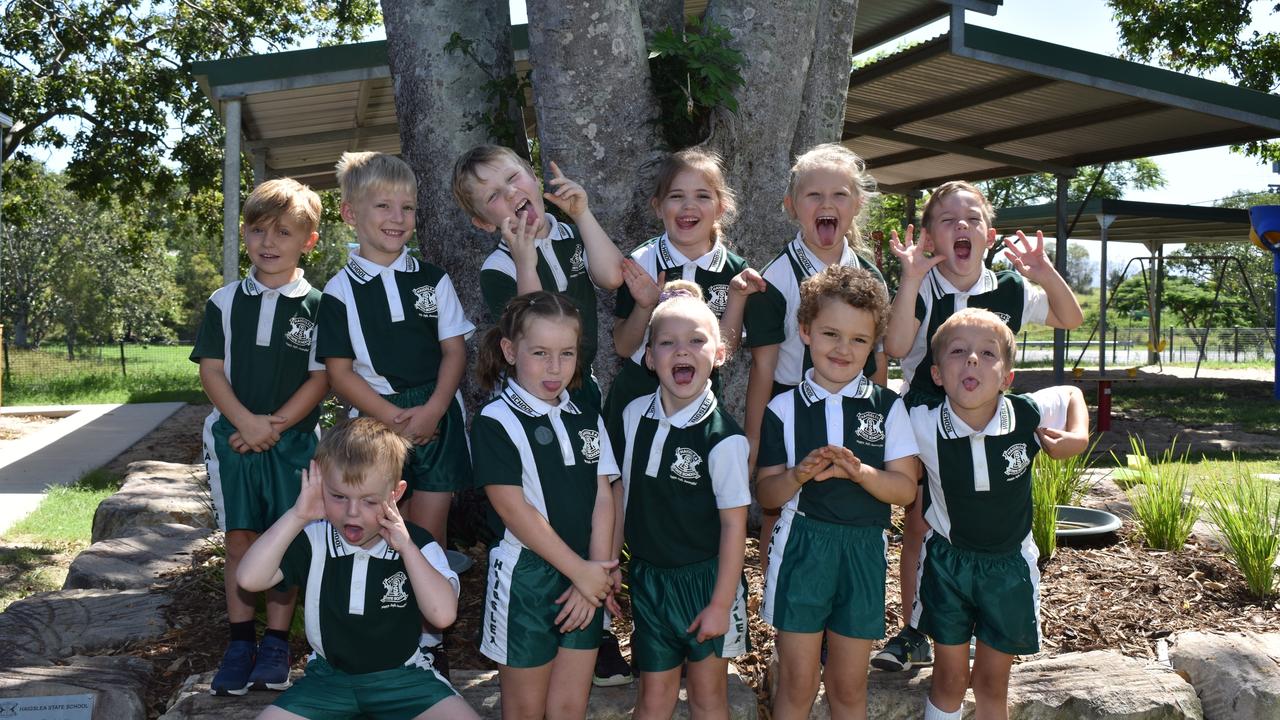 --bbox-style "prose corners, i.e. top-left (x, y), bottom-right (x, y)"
top-left (900, 267), bottom-right (1048, 407)
top-left (472, 380), bottom-right (619, 667)
top-left (602, 234), bottom-right (749, 440)
top-left (270, 520), bottom-right (461, 719)
top-left (907, 388), bottom-right (1071, 656)
top-left (758, 370), bottom-right (917, 637)
top-left (743, 234), bottom-right (887, 394)
top-left (191, 270), bottom-right (323, 533)
top-left (317, 248), bottom-right (475, 493)
top-left (618, 385), bottom-right (751, 672)
top-left (480, 215), bottom-right (603, 409)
